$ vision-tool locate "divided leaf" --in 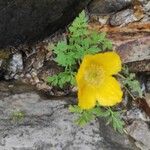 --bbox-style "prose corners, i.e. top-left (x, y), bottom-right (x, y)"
top-left (69, 105), bottom-right (124, 133)
top-left (121, 66), bottom-right (142, 97)
top-left (47, 72), bottom-right (76, 88)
